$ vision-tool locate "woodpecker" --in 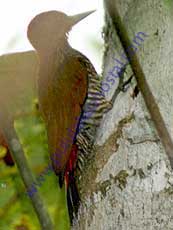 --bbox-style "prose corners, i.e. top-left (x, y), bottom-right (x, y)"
top-left (27, 10), bottom-right (113, 223)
